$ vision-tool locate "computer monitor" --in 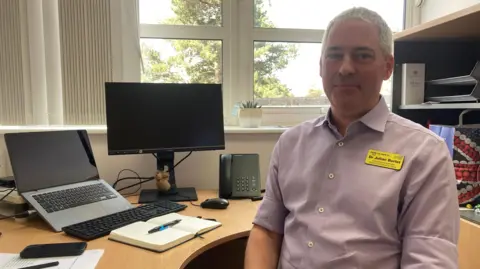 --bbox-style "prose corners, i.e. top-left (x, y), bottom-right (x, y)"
top-left (105, 82), bottom-right (225, 202)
